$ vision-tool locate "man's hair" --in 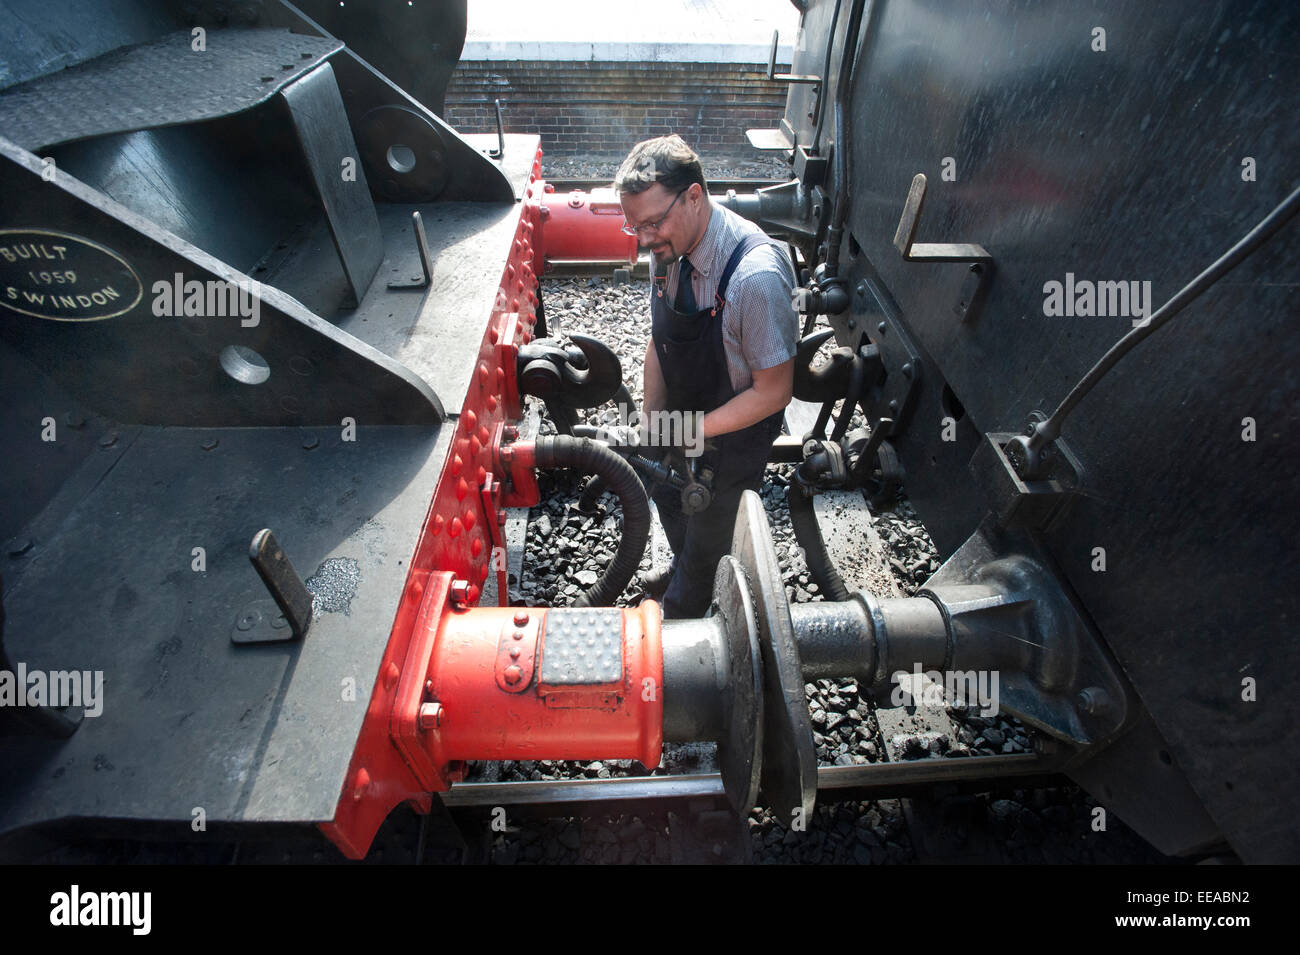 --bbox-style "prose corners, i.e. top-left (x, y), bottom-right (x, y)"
top-left (613, 135), bottom-right (707, 196)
